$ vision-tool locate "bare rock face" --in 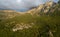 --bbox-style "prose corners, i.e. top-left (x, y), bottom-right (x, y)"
top-left (26, 1), bottom-right (57, 16)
